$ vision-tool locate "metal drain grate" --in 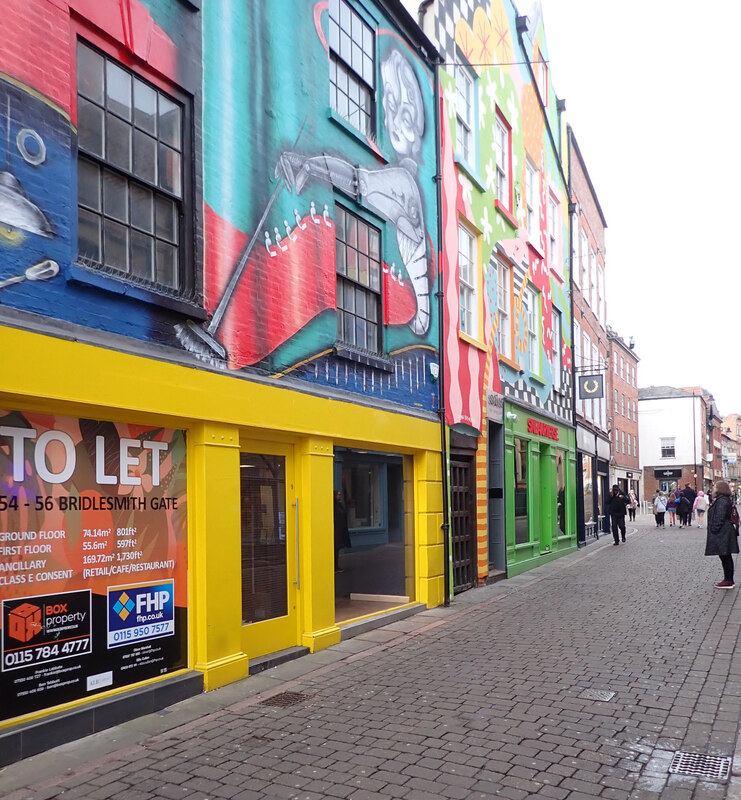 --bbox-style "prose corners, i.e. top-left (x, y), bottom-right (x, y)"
top-left (668, 752), bottom-right (731, 781)
top-left (578, 689), bottom-right (615, 702)
top-left (259, 691), bottom-right (311, 708)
